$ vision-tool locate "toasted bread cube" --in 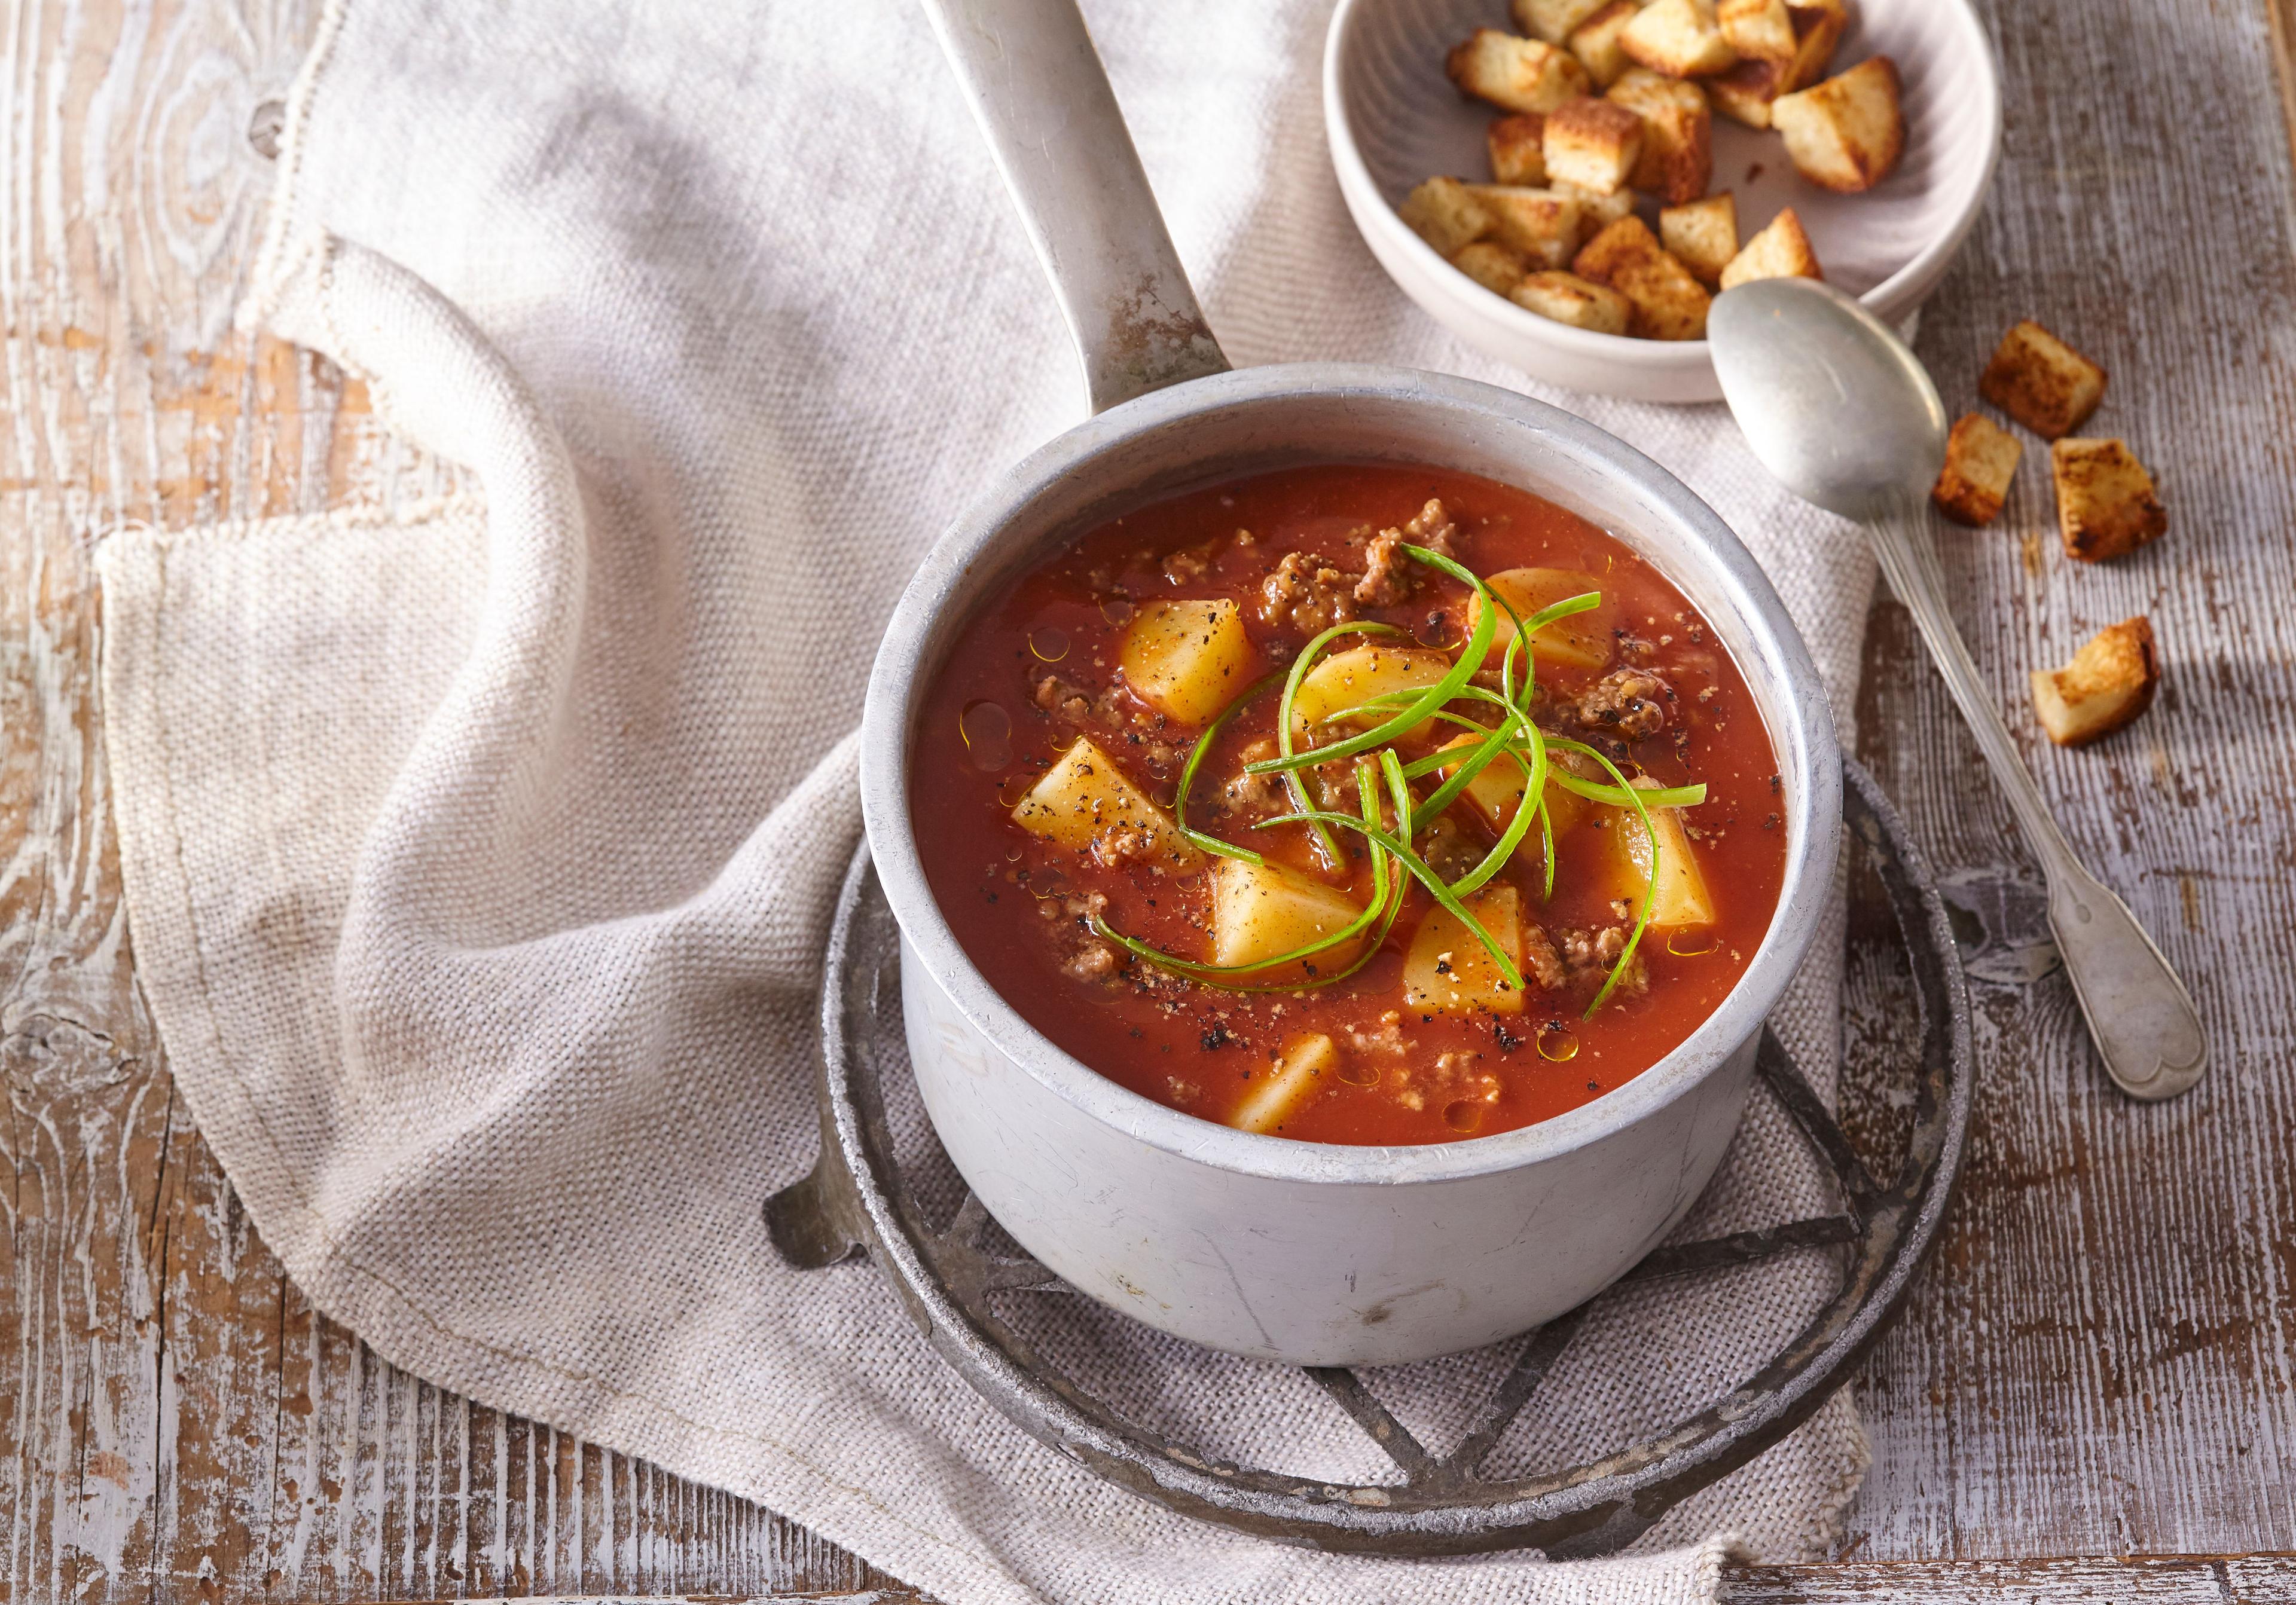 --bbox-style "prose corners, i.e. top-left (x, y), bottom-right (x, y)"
top-left (1399, 176), bottom-right (1494, 257)
top-left (1607, 69), bottom-right (1713, 204)
top-left (1705, 59), bottom-right (1782, 127)
top-left (1773, 56), bottom-right (1904, 192)
top-left (1620, 0), bottom-right (1739, 77)
top-left (1552, 178), bottom-right (1637, 228)
top-left (1514, 0), bottom-right (1613, 45)
top-left (1229, 1033), bottom-right (1341, 1135)
top-left (1210, 860), bottom-right (1364, 979)
top-left (1487, 114), bottom-right (1550, 185)
top-left (1573, 215), bottom-right (1712, 340)
top-left (1717, 0), bottom-right (1796, 61)
top-left (1980, 319), bottom-right (2108, 440)
top-left (1543, 97), bottom-right (1646, 194)
top-left (1718, 205), bottom-right (1822, 289)
top-left (1509, 268), bottom-right (1634, 334)
top-left (2030, 619), bottom-right (2158, 747)
top-left (1452, 239), bottom-right (1531, 295)
top-left (1465, 184), bottom-right (1586, 267)
top-left (1404, 885), bottom-right (1528, 1017)
top-left (1661, 192), bottom-right (1737, 286)
top-left (2052, 438), bottom-right (2167, 562)
top-left (1448, 29), bottom-right (1593, 115)
top-left (1568, 0), bottom-right (1646, 89)
top-left (1013, 738), bottom-right (1199, 868)
top-left (1930, 414), bottom-right (2023, 527)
